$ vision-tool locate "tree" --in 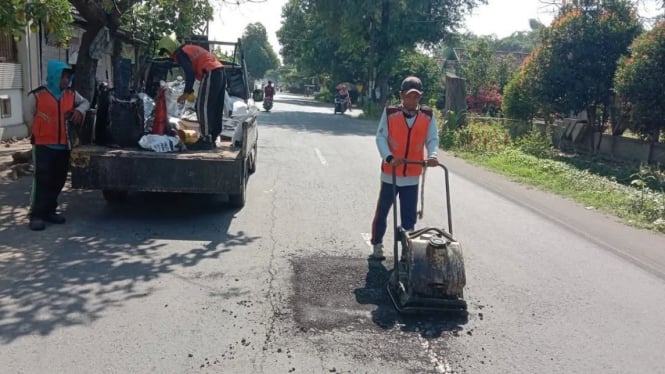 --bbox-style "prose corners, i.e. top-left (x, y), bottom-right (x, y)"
top-left (277, 0), bottom-right (351, 87)
top-left (122, 0), bottom-right (213, 42)
top-left (3, 0), bottom-right (253, 101)
top-left (1, 0), bottom-right (73, 44)
top-left (503, 53), bottom-right (541, 123)
top-left (242, 22), bottom-right (280, 83)
top-left (456, 38), bottom-right (519, 114)
top-left (614, 22), bottom-right (665, 141)
top-left (532, 0), bottom-right (642, 133)
top-left (278, 0), bottom-right (486, 105)
top-left (389, 50), bottom-right (444, 107)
